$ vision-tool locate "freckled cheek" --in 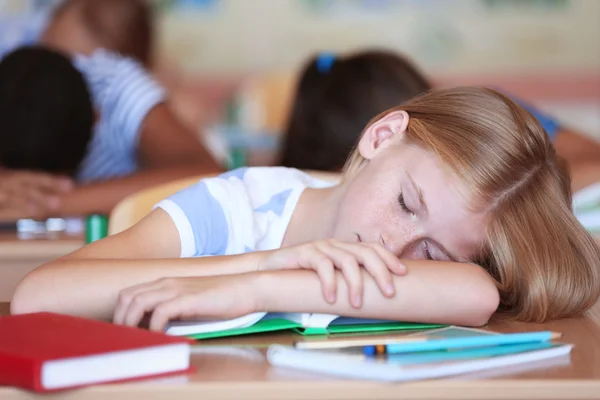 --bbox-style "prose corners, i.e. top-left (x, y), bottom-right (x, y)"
top-left (370, 202), bottom-right (399, 227)
top-left (379, 210), bottom-right (421, 252)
